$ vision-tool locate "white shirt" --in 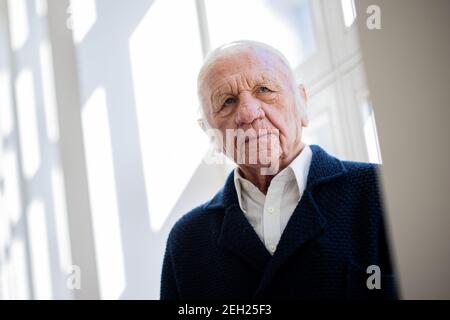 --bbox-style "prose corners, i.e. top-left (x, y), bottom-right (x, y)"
top-left (233, 145), bottom-right (313, 255)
